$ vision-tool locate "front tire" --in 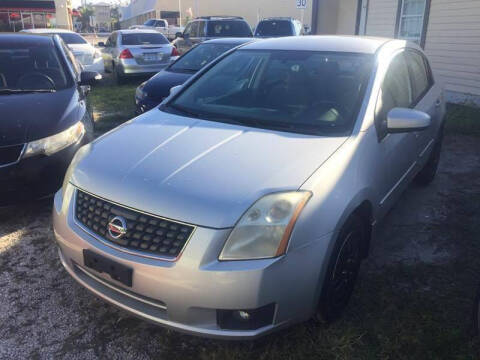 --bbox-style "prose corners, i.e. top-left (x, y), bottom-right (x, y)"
top-left (415, 127), bottom-right (444, 186)
top-left (317, 214), bottom-right (365, 323)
